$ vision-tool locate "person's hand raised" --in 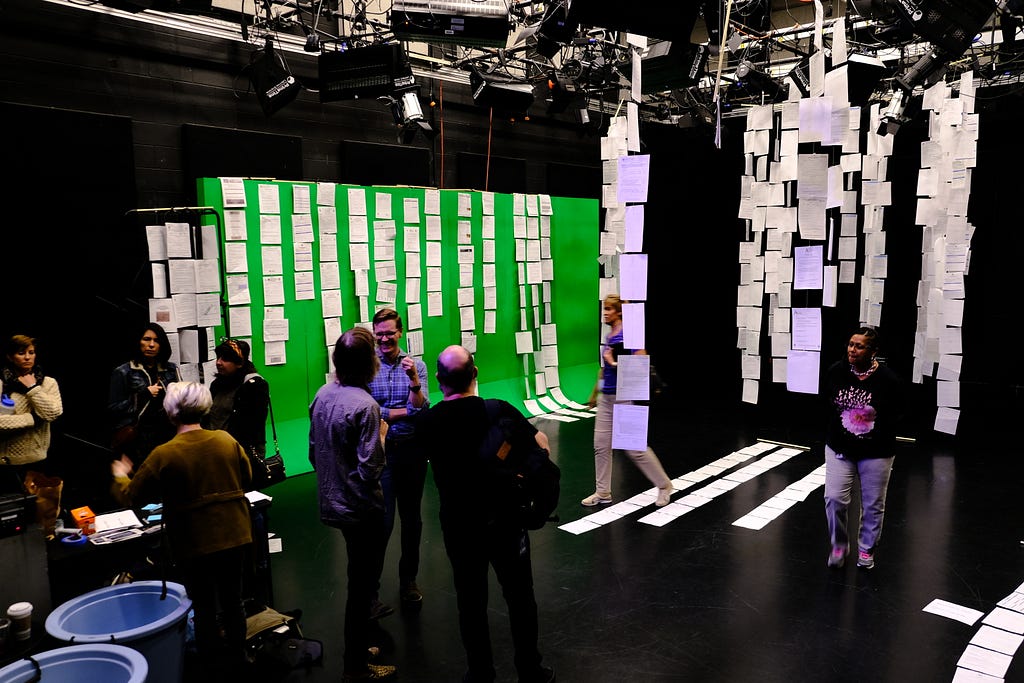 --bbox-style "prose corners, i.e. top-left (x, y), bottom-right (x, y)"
top-left (400, 356), bottom-right (419, 383)
top-left (111, 454), bottom-right (134, 478)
